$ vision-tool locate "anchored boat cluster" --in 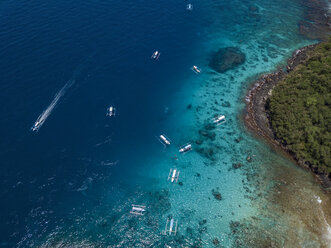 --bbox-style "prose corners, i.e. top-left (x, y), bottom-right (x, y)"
top-left (105, 5), bottom-right (227, 239)
top-left (128, 114), bottom-right (226, 238)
